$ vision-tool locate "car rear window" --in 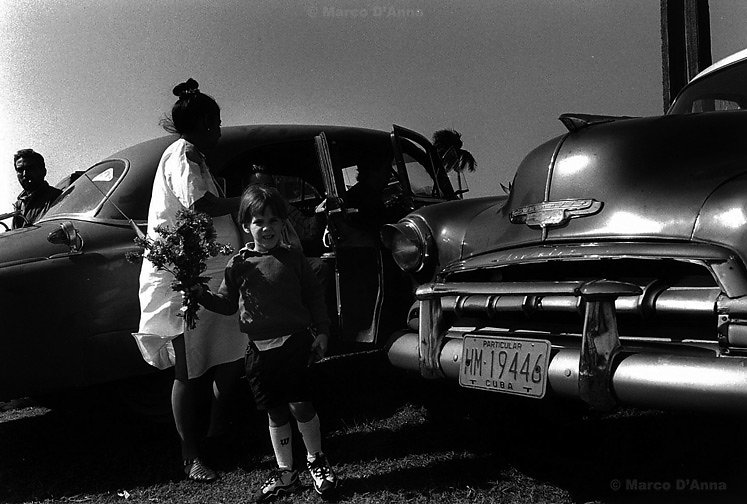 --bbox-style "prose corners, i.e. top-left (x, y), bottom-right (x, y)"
top-left (670, 60), bottom-right (747, 114)
top-left (42, 160), bottom-right (127, 220)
